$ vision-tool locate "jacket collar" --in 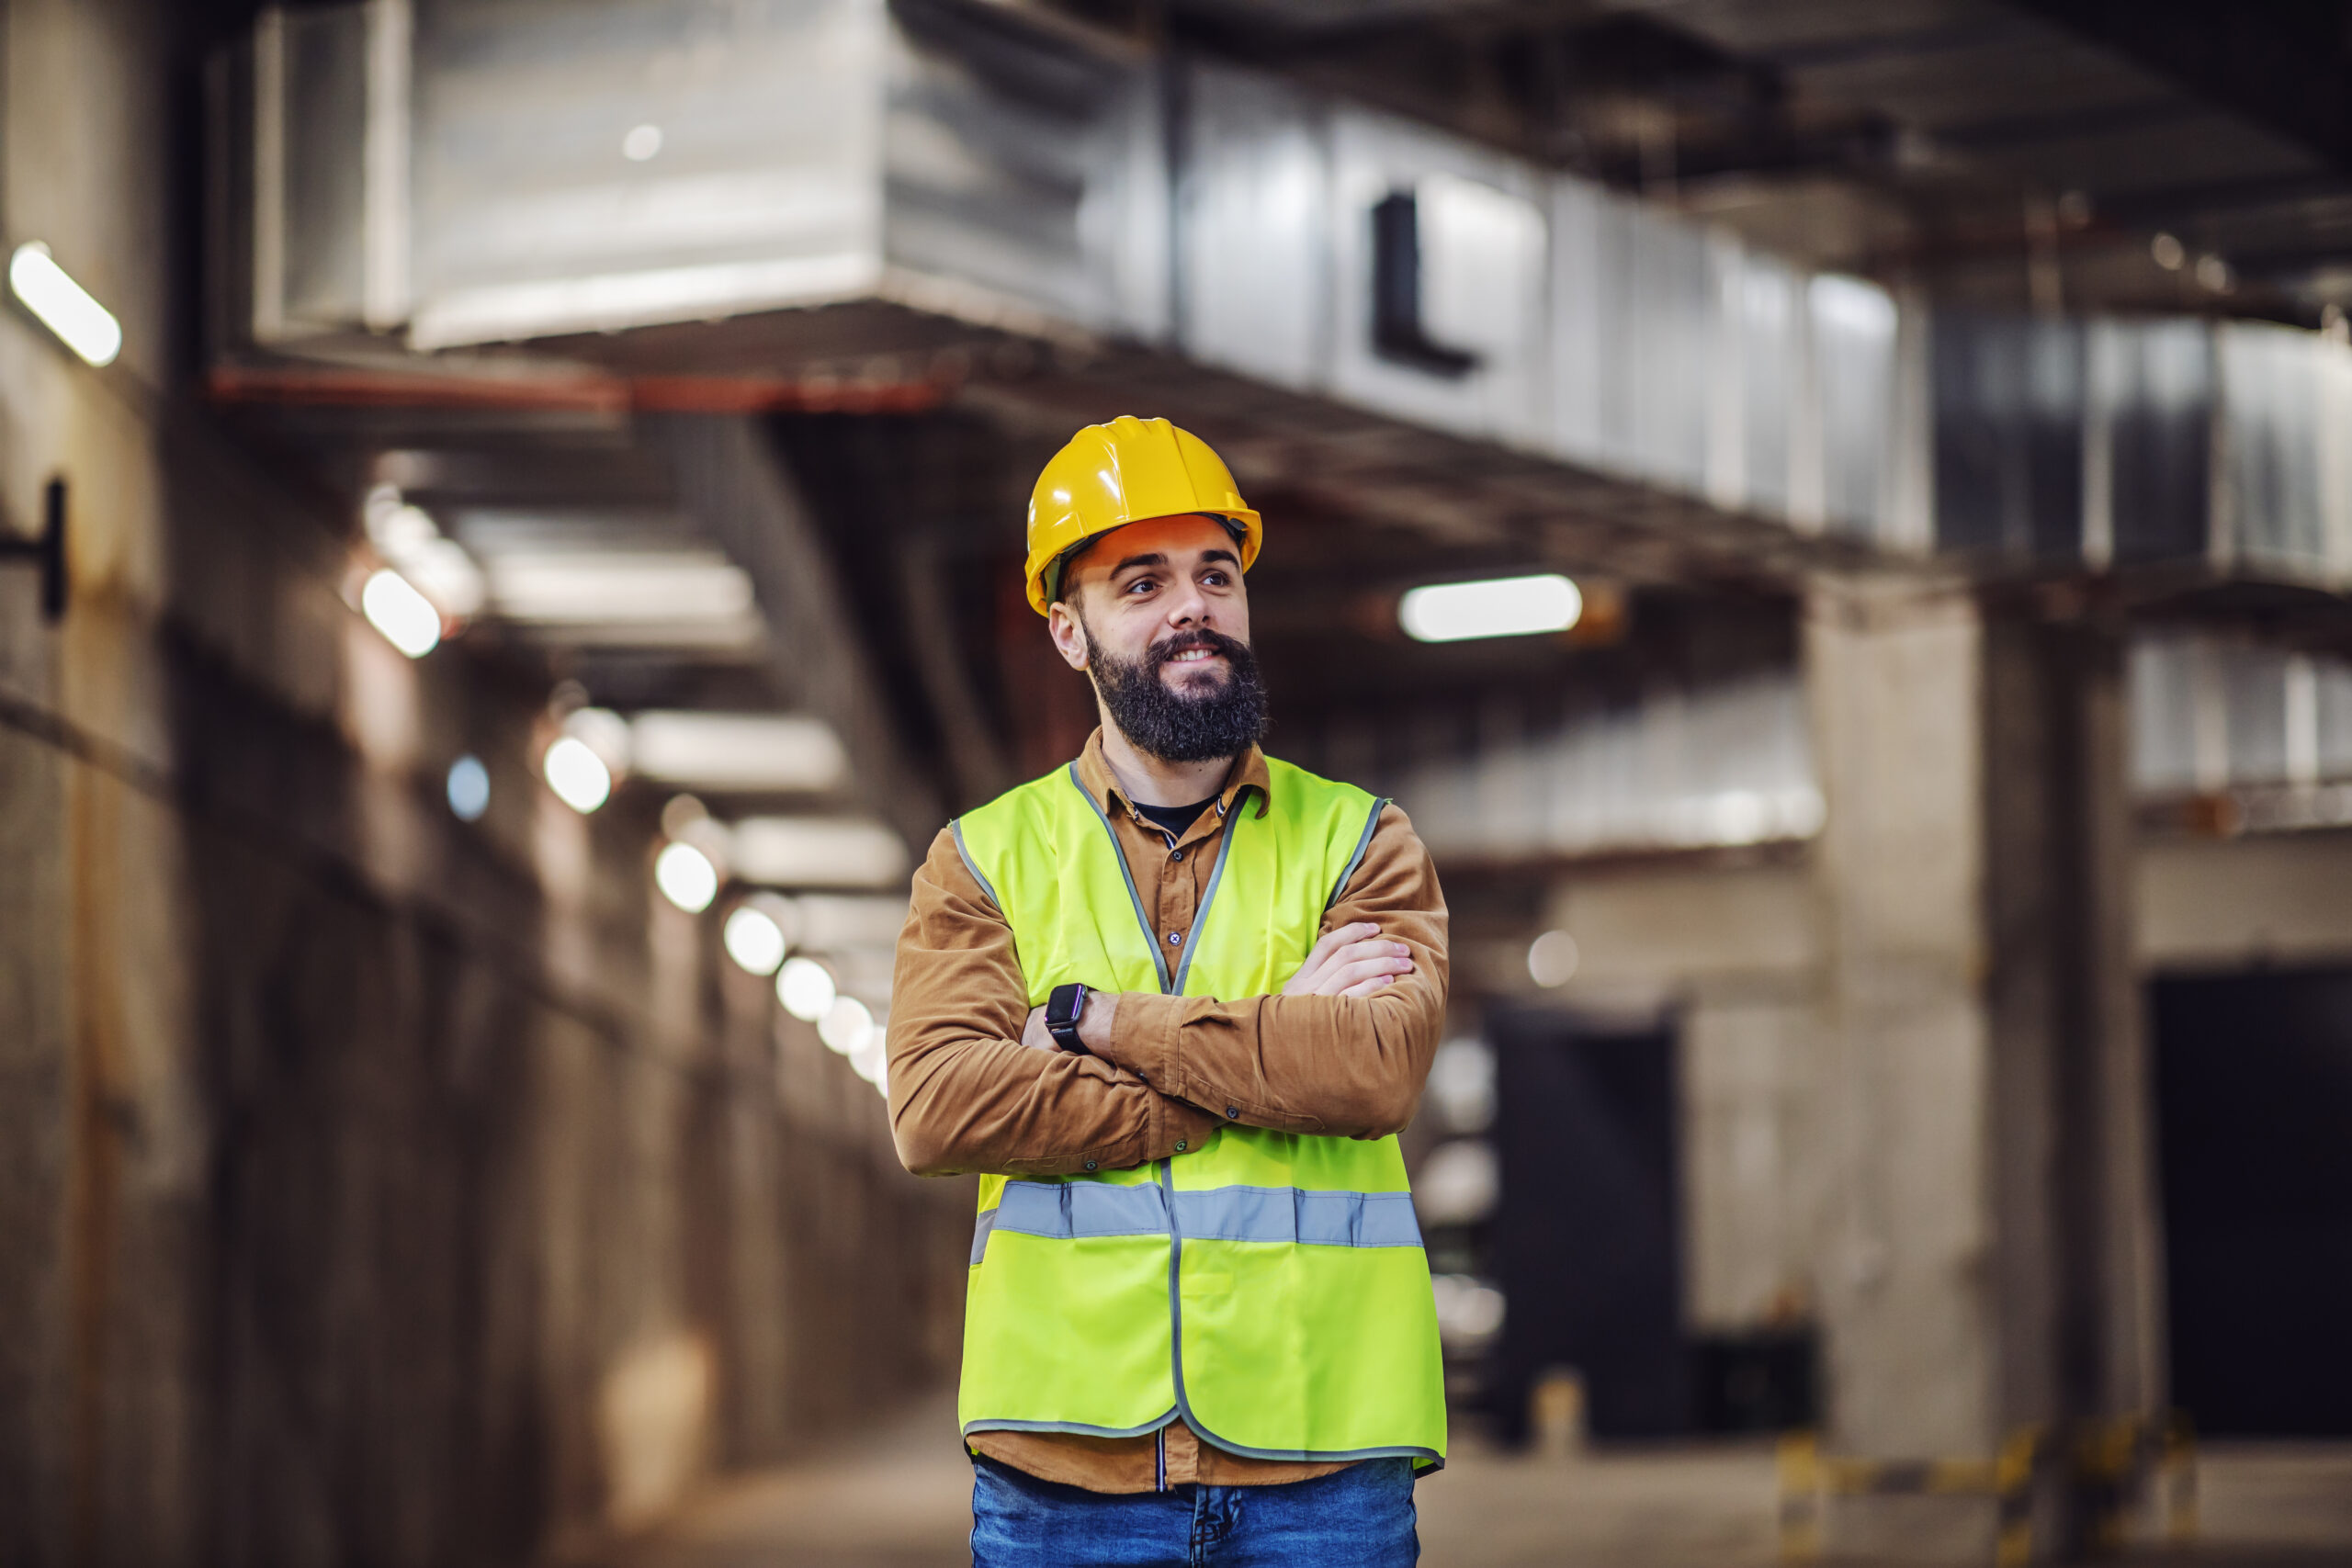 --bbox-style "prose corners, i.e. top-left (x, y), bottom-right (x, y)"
top-left (1074, 728), bottom-right (1272, 828)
